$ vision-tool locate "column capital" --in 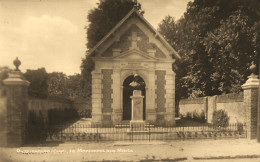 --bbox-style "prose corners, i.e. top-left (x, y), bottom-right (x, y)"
top-left (242, 74), bottom-right (259, 90)
top-left (3, 71), bottom-right (30, 86)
